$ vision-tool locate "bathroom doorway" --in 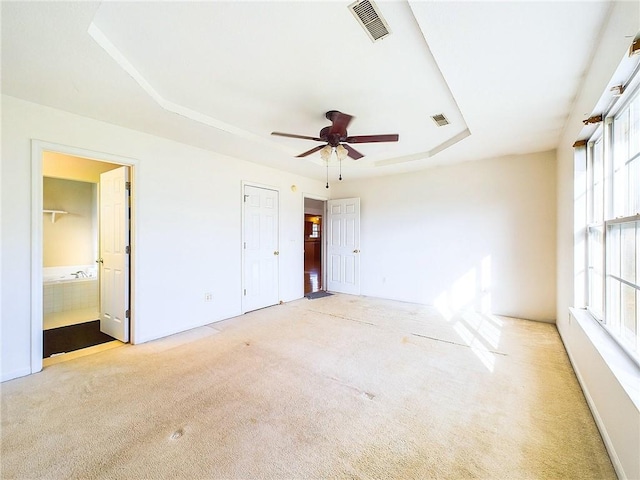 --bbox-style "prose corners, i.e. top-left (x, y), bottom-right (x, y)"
top-left (39, 149), bottom-right (133, 364)
top-left (303, 197), bottom-right (326, 295)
